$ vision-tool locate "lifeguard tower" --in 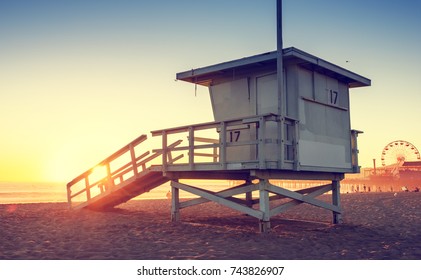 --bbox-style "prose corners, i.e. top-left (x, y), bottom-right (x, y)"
top-left (66, 1), bottom-right (370, 232)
